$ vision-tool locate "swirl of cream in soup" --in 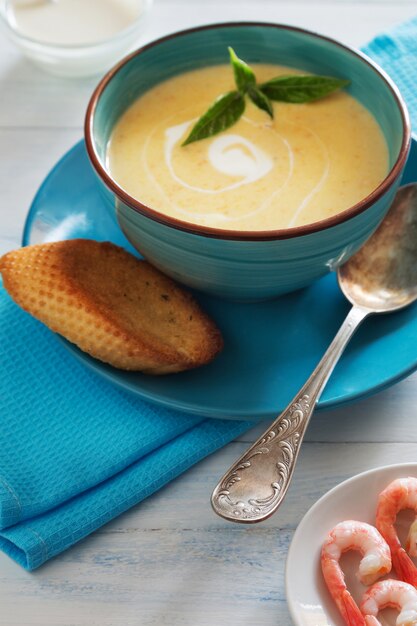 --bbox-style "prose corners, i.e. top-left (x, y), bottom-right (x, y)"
top-left (151, 115), bottom-right (328, 225)
top-left (164, 121), bottom-right (273, 193)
